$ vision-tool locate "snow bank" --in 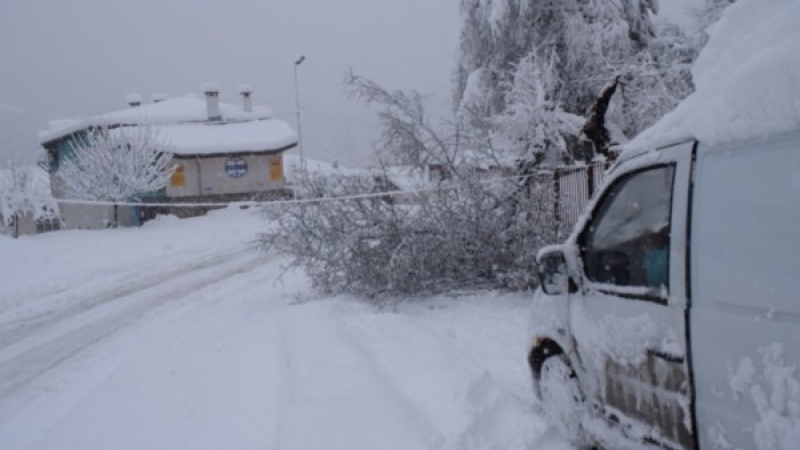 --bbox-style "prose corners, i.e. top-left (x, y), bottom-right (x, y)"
top-left (626, 0), bottom-right (800, 153)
